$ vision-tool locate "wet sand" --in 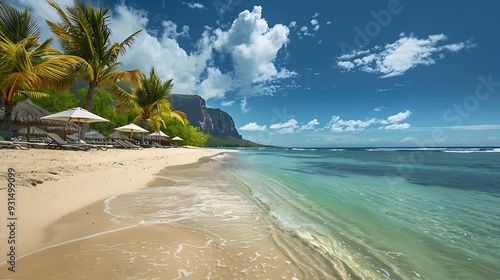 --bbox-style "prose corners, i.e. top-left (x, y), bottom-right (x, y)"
top-left (0, 148), bottom-right (304, 279)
